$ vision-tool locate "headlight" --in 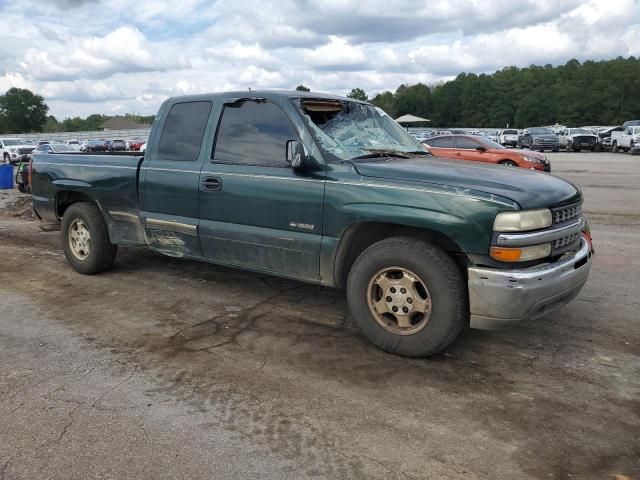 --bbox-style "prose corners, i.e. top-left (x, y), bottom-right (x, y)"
top-left (494, 209), bottom-right (552, 232)
top-left (490, 244), bottom-right (552, 262)
top-left (524, 156), bottom-right (544, 164)
top-left (8, 148), bottom-right (17, 153)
